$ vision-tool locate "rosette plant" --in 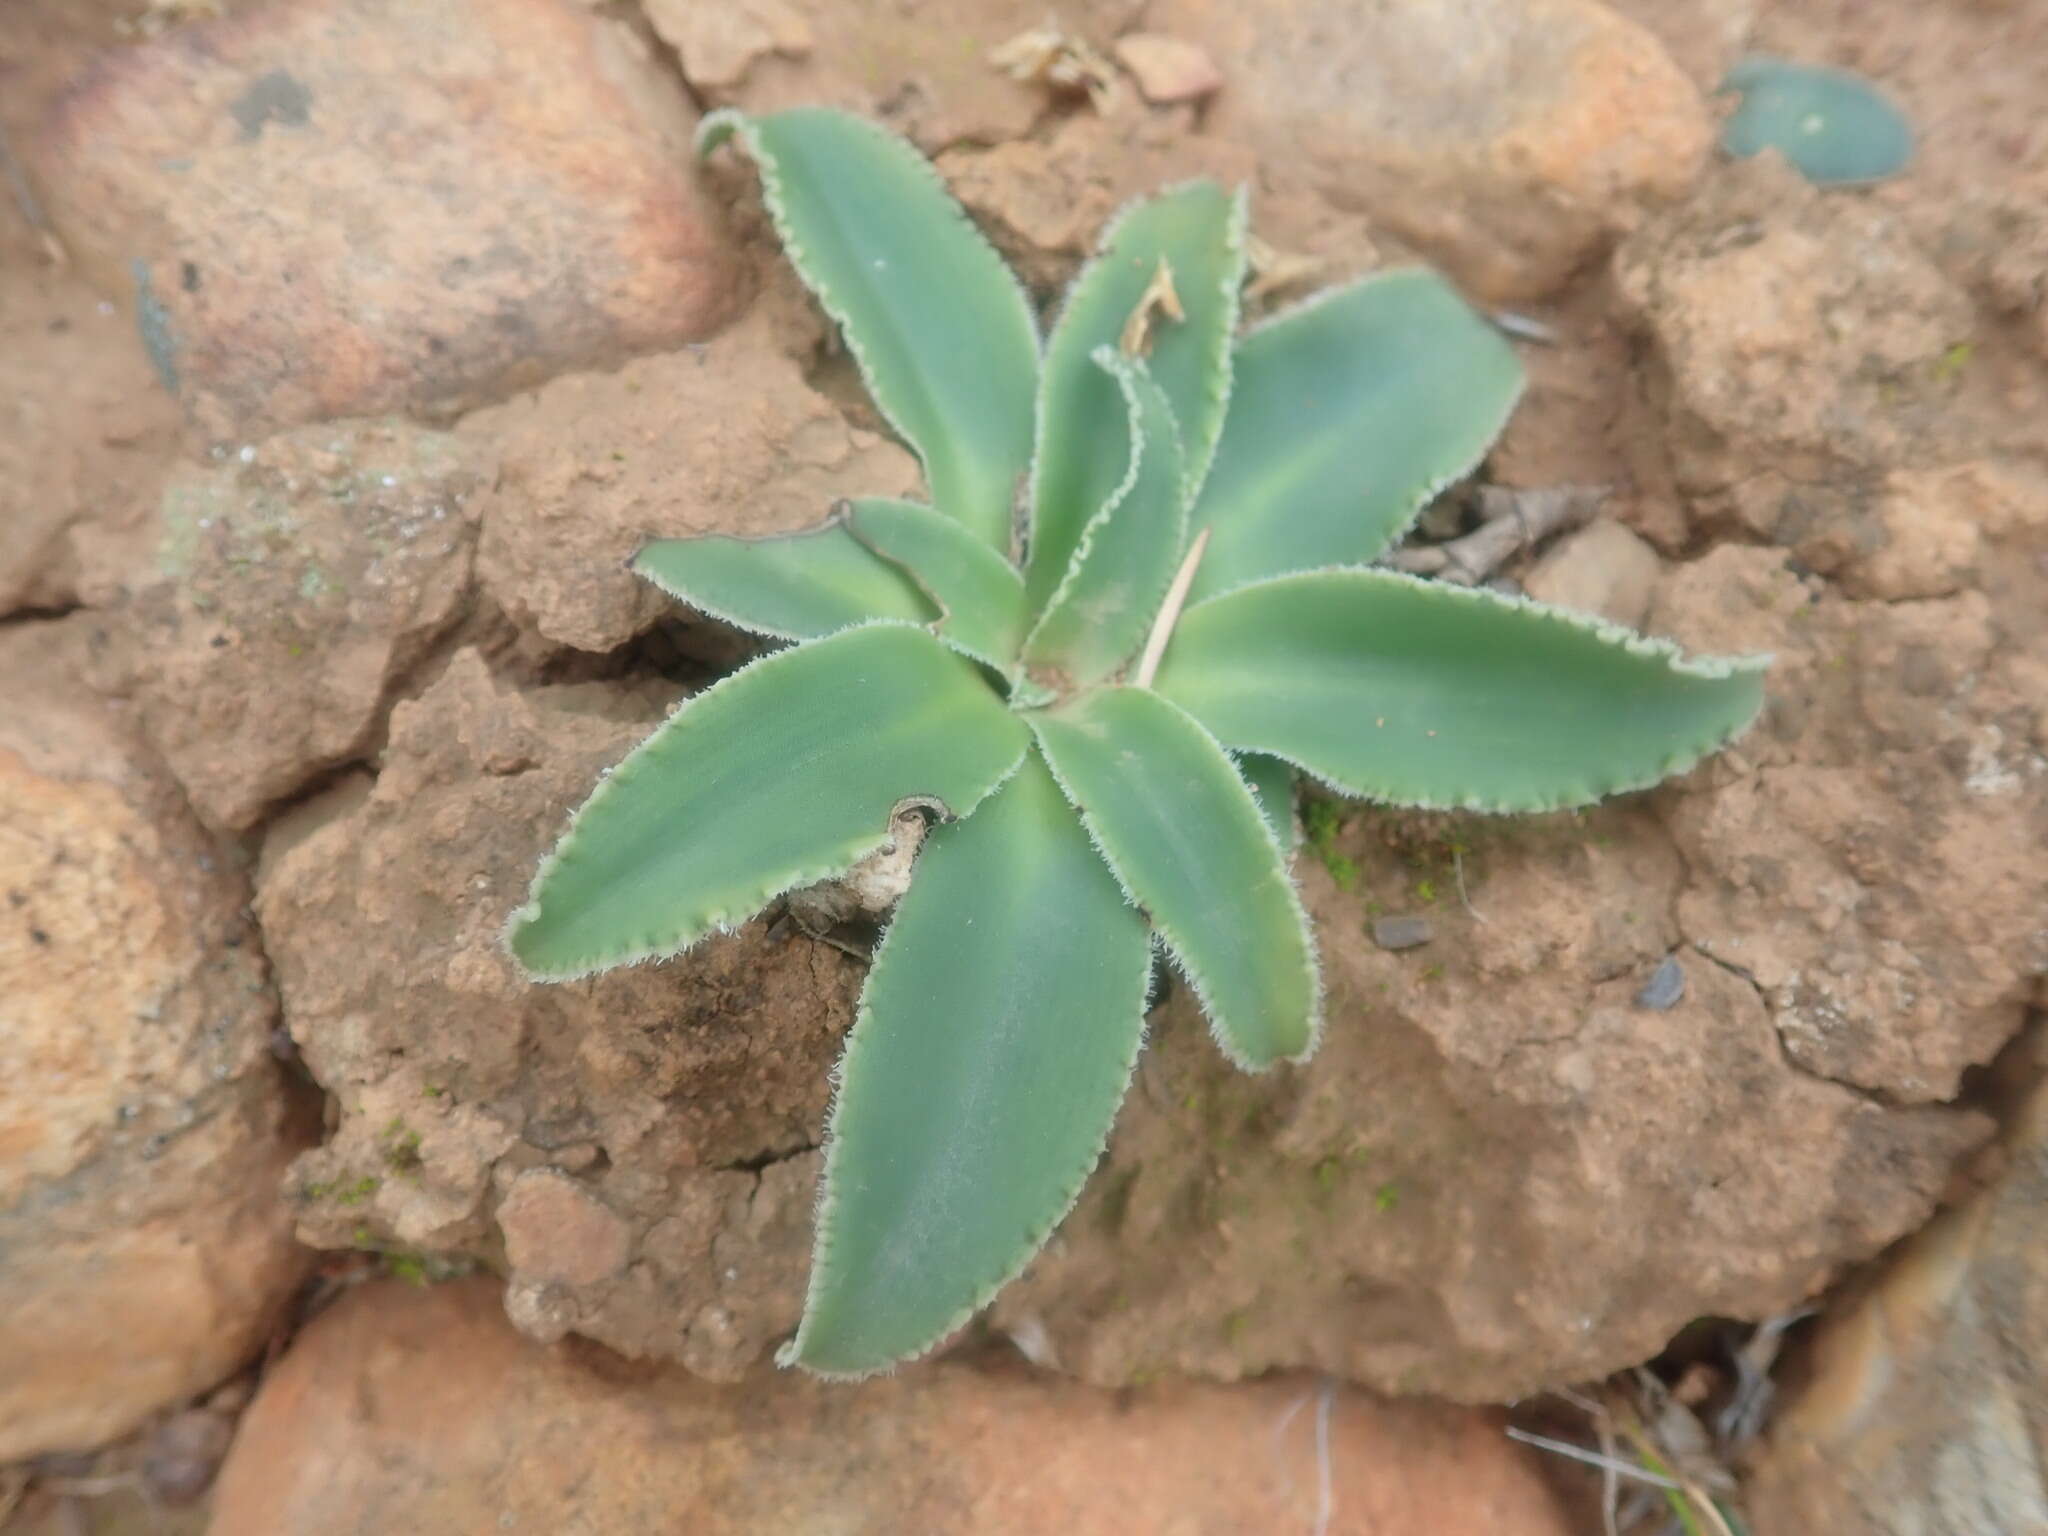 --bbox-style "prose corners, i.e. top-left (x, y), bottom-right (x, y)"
top-left (507, 108), bottom-right (1767, 1376)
